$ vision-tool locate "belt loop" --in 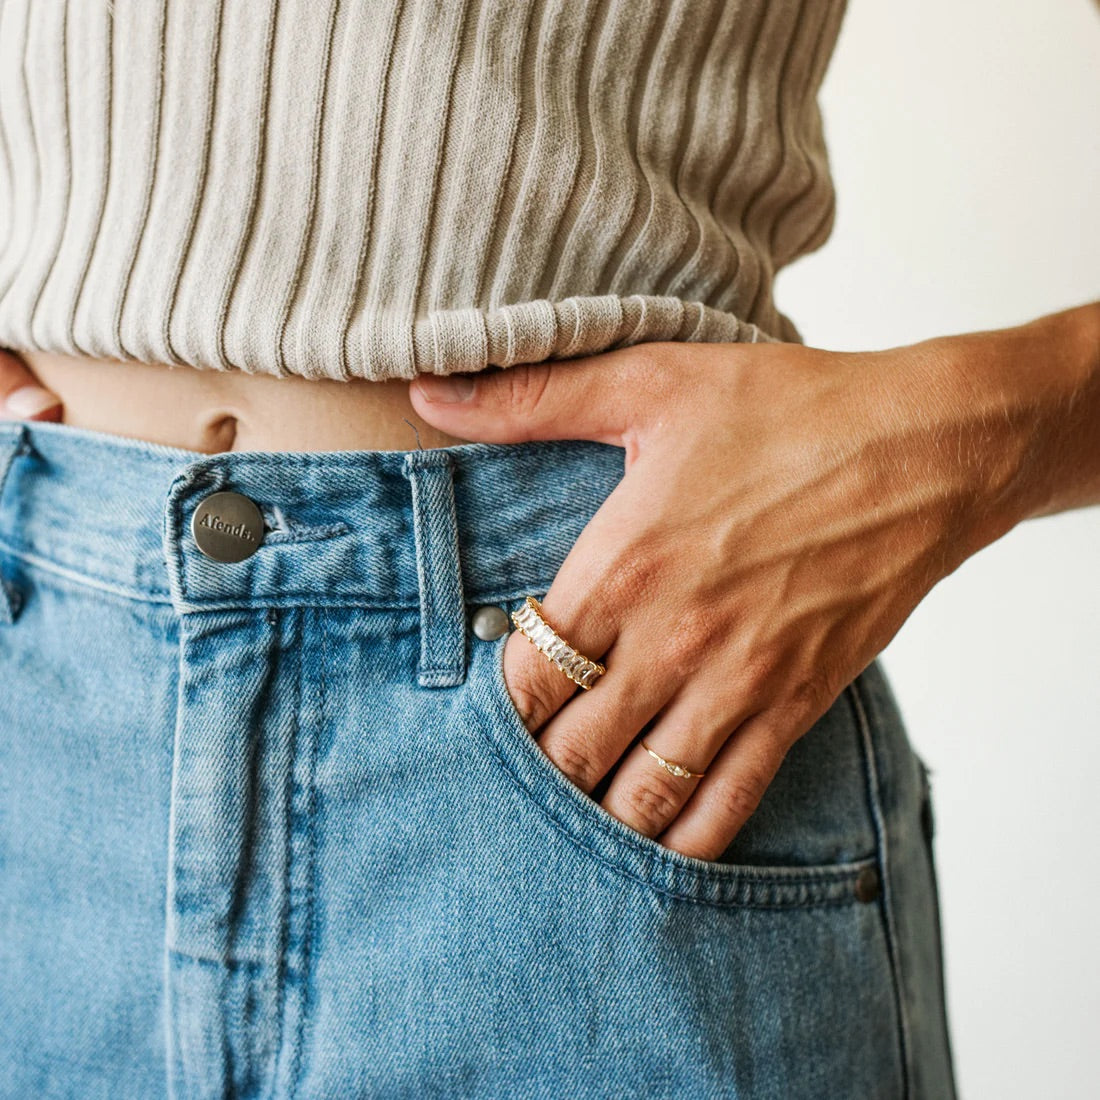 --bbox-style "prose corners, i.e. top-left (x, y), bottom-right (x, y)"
top-left (0, 424), bottom-right (32, 625)
top-left (401, 450), bottom-right (467, 688)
